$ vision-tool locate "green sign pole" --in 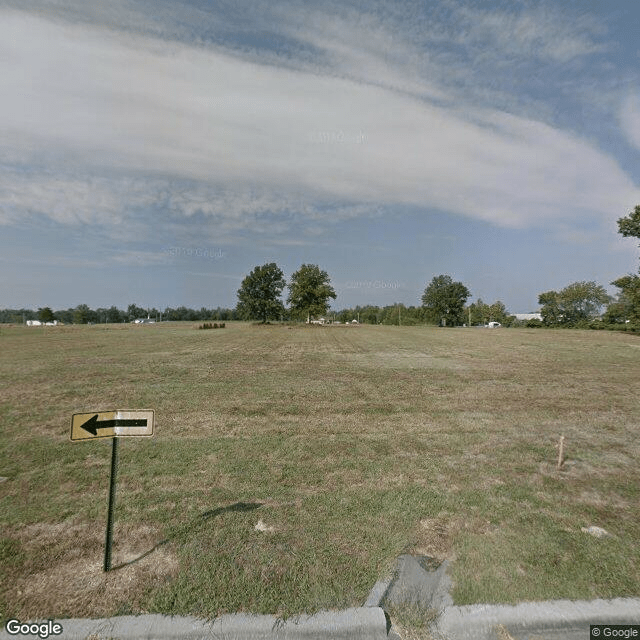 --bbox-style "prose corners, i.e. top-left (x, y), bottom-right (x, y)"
top-left (69, 410), bottom-right (154, 570)
top-left (104, 437), bottom-right (119, 572)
